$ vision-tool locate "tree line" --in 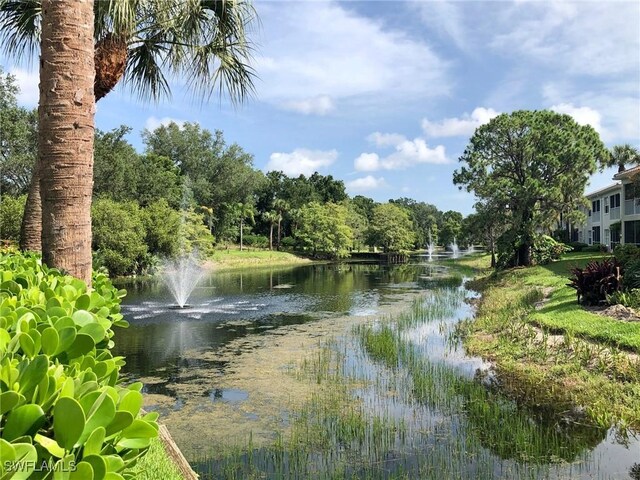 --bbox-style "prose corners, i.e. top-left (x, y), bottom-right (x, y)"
top-left (1, 70), bottom-right (469, 276)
